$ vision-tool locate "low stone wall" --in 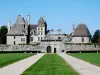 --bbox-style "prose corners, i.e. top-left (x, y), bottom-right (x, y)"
top-left (0, 45), bottom-right (44, 51)
top-left (0, 43), bottom-right (100, 52)
top-left (65, 43), bottom-right (100, 51)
